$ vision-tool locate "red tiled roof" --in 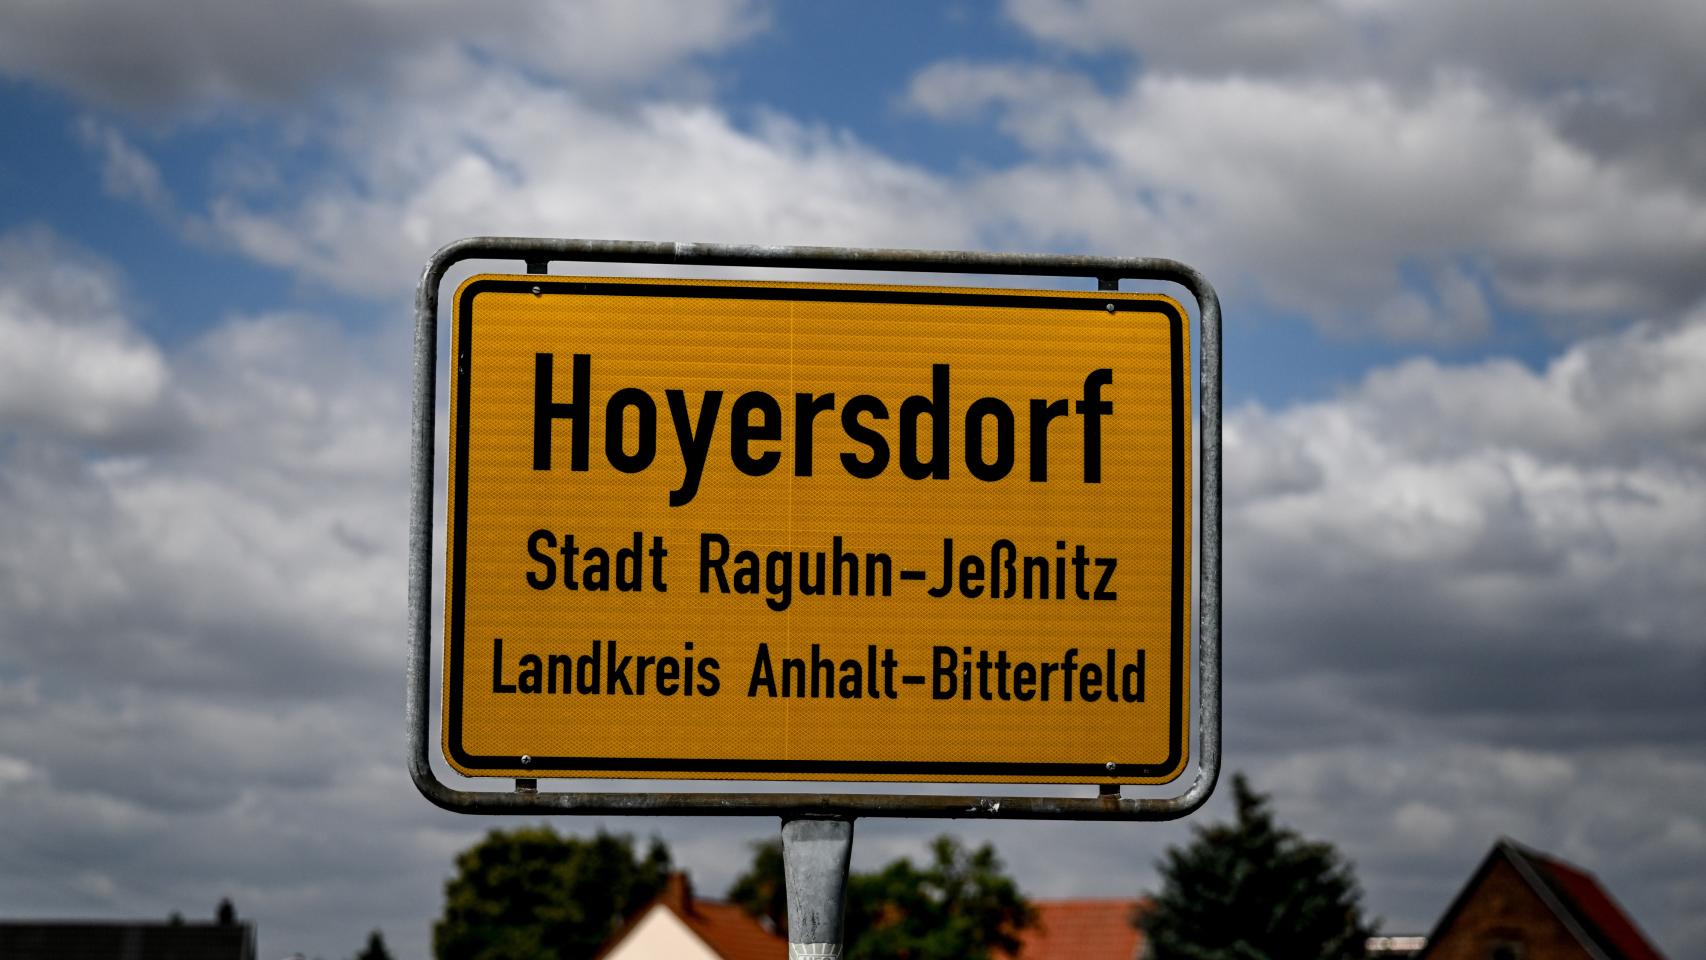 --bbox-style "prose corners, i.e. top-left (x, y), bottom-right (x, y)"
top-left (1421, 839), bottom-right (1669, 960)
top-left (598, 873), bottom-right (786, 960)
top-left (1518, 846), bottom-right (1667, 960)
top-left (670, 896), bottom-right (787, 960)
top-left (996, 897), bottom-right (1148, 960)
